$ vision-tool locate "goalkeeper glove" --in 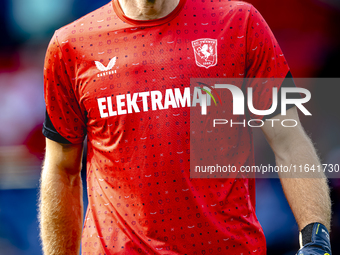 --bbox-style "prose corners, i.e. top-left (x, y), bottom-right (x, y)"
top-left (296, 223), bottom-right (331, 255)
